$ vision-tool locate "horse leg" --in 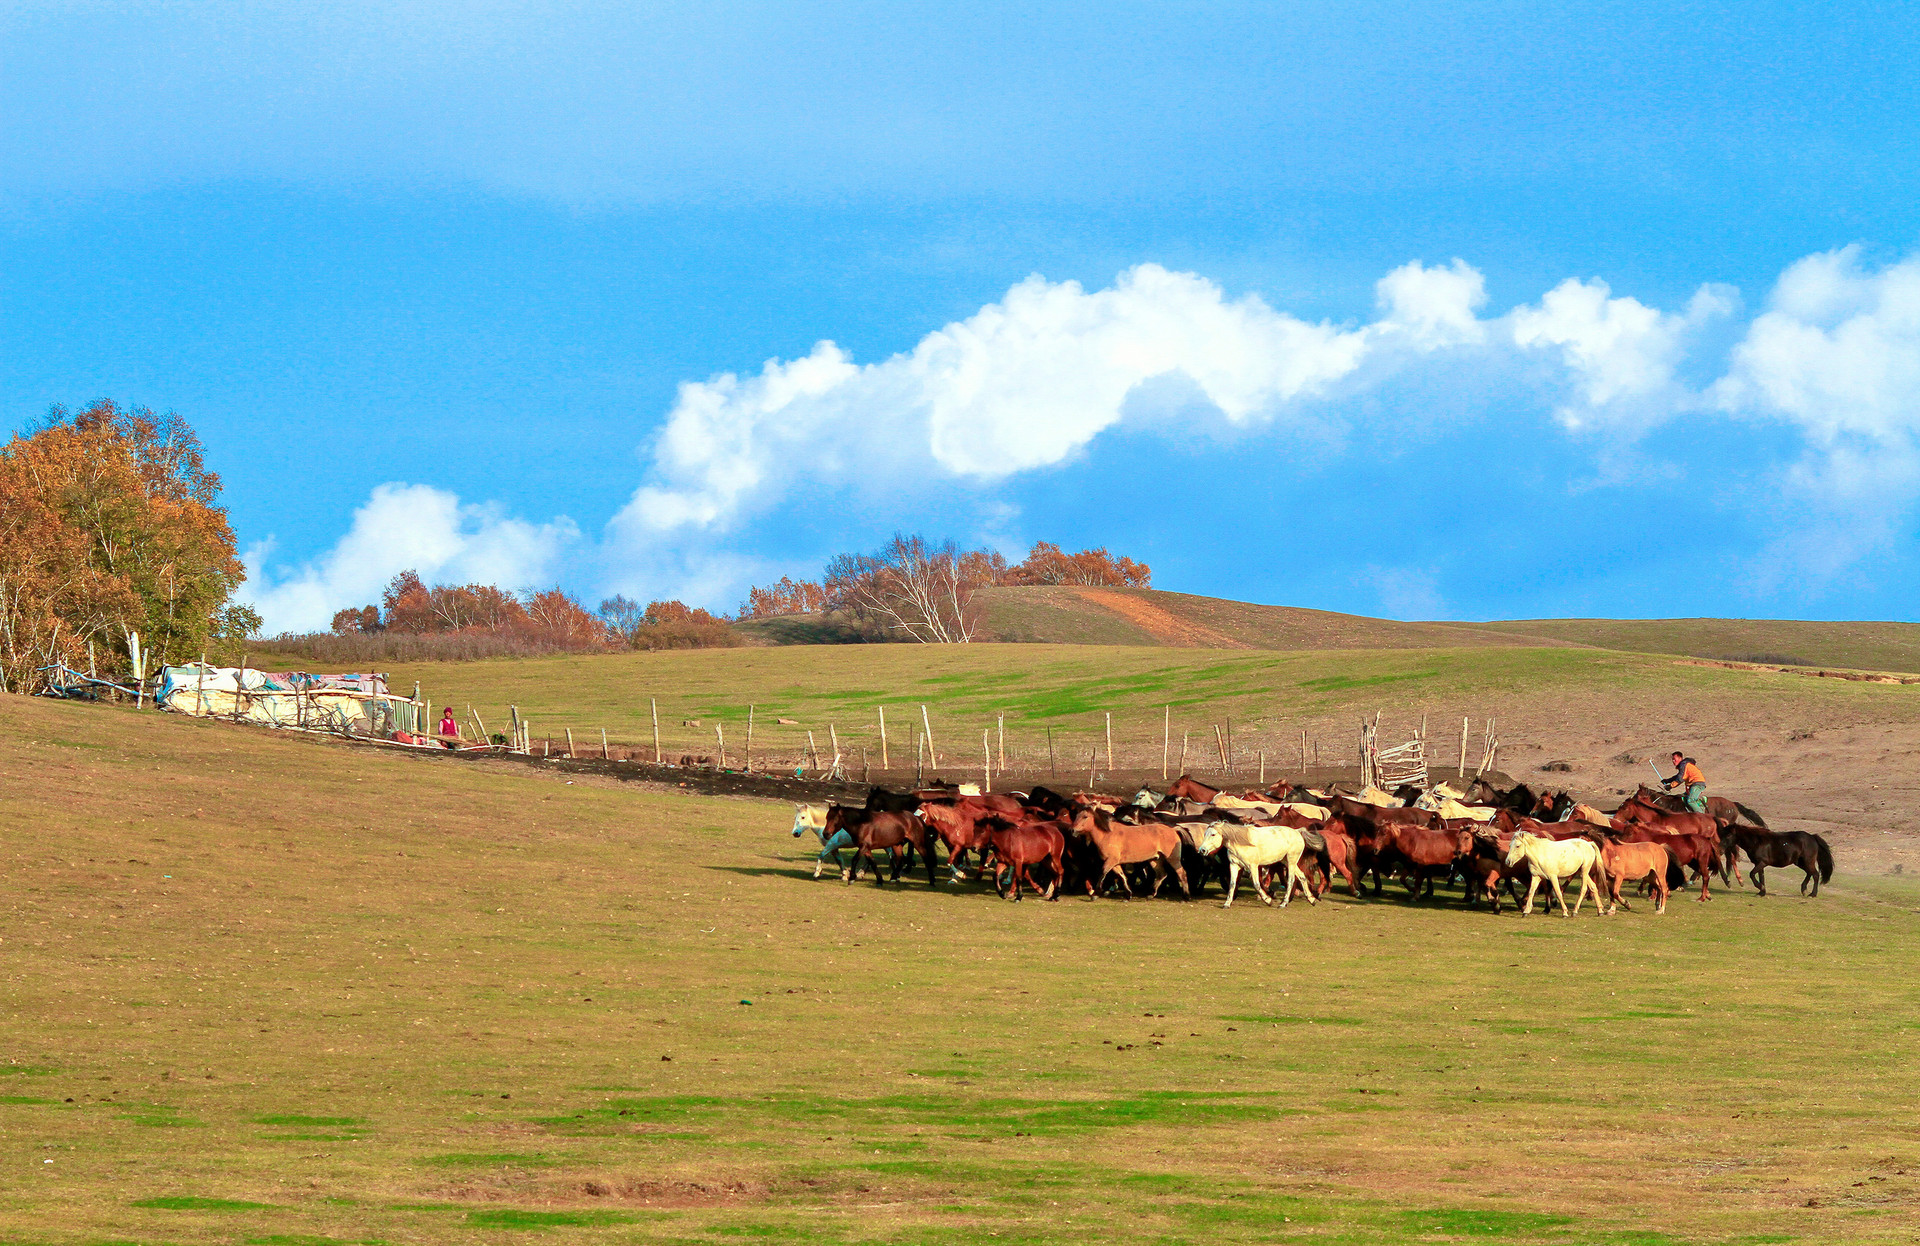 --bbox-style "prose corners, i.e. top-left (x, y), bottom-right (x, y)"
top-left (1653, 869), bottom-right (1668, 914)
top-left (1292, 855), bottom-right (1315, 906)
top-left (1222, 858), bottom-right (1241, 909)
top-left (1696, 856), bottom-right (1711, 902)
top-left (1751, 863), bottom-right (1766, 897)
top-left (1547, 872), bottom-right (1571, 918)
top-left (1170, 853), bottom-right (1191, 898)
top-left (1520, 875), bottom-right (1540, 917)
